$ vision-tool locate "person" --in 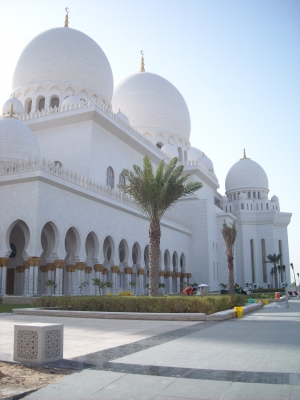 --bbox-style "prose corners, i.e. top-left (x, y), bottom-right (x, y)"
top-left (183, 286), bottom-right (197, 295)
